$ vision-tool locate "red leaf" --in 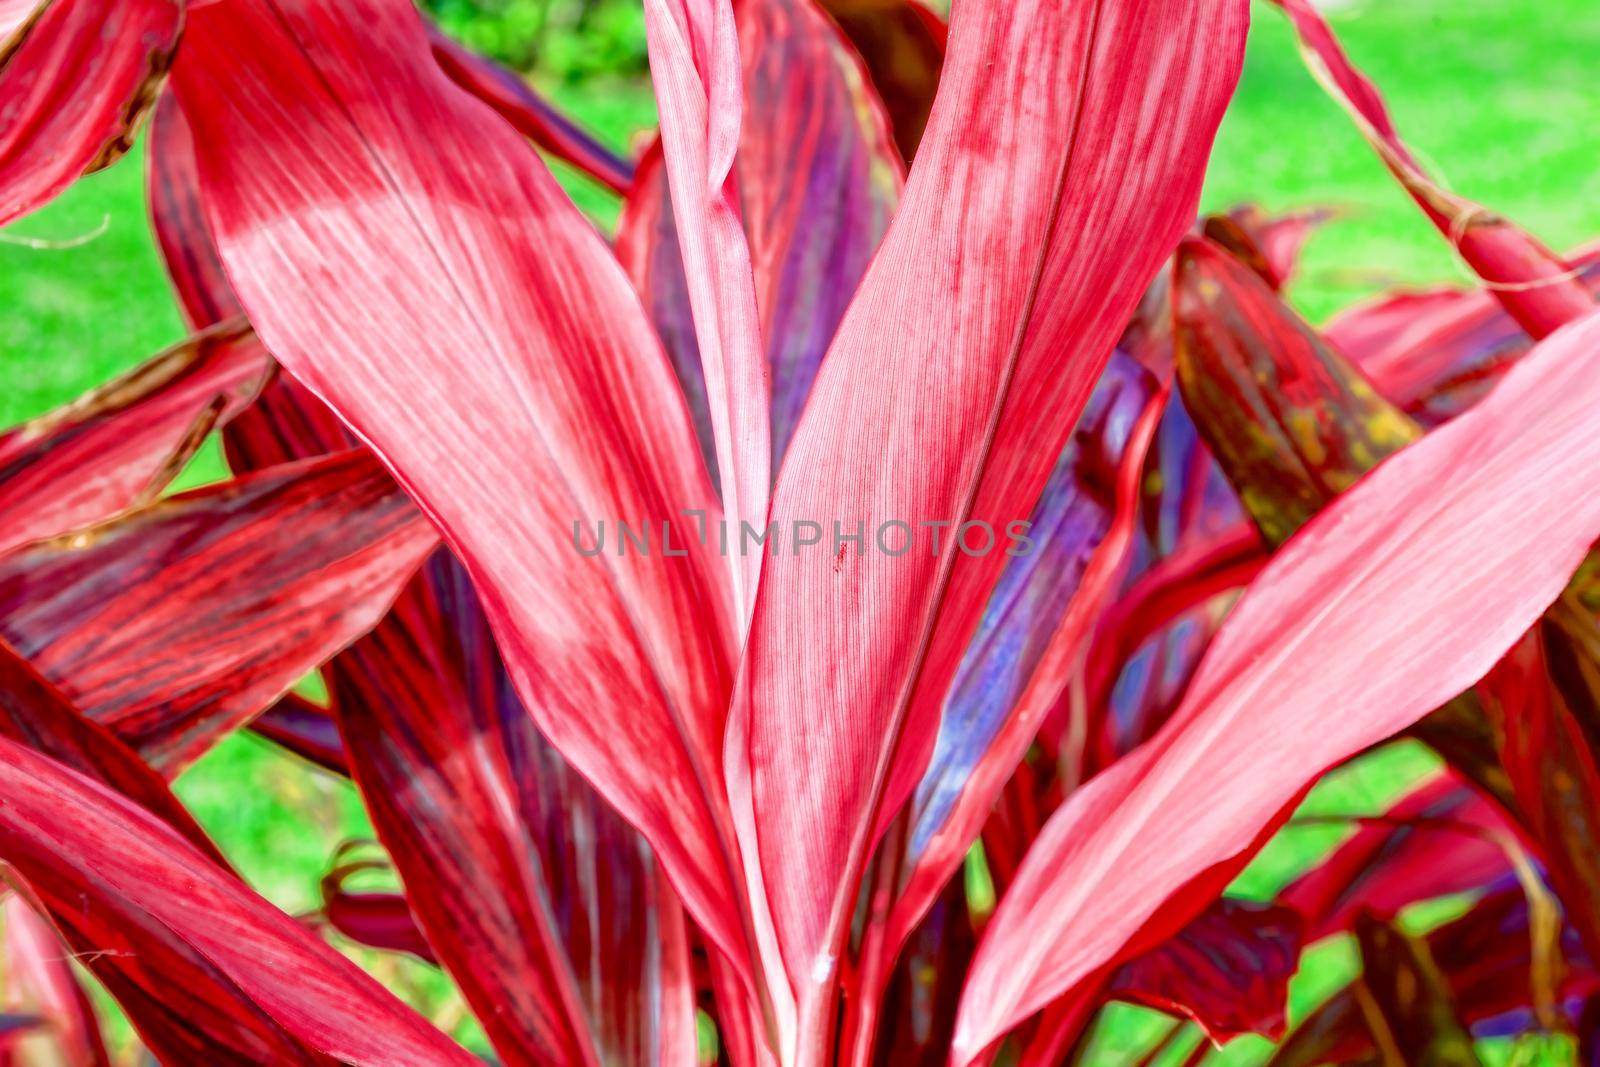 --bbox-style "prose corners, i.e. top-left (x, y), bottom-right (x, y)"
top-left (1065, 346), bottom-right (1257, 774)
top-left (0, 0), bottom-right (182, 223)
top-left (1204, 206), bottom-right (1340, 293)
top-left (0, 734), bottom-right (475, 1064)
top-left (0, 638), bottom-right (224, 863)
top-left (1474, 618), bottom-right (1600, 965)
top-left (730, 0), bottom-right (1248, 1042)
top-left (1077, 520), bottom-right (1265, 762)
top-left (319, 860), bottom-right (438, 965)
top-left (1270, 0), bottom-right (1594, 338)
top-left (1279, 775), bottom-right (1513, 941)
top-left (148, 93), bottom-right (362, 473)
top-left (1270, 883), bottom-right (1590, 1066)
top-left (172, 0), bottom-right (750, 989)
top-left (148, 91), bottom-right (251, 328)
top-left (1326, 246), bottom-right (1600, 425)
top-left (617, 145), bottom-right (719, 479)
top-left (996, 899), bottom-right (1302, 1064)
top-left (1175, 236), bottom-right (1600, 973)
top-left (150, 91), bottom-right (399, 776)
top-left (0, 319), bottom-right (270, 553)
top-left (856, 879), bottom-right (974, 1067)
top-left (251, 695), bottom-right (348, 776)
top-left (0, 633), bottom-right (302, 1058)
top-left (1346, 913), bottom-right (1484, 1065)
top-left (951, 304), bottom-right (1600, 1062)
top-left (150, 89), bottom-right (364, 496)
top-left (160, 48), bottom-right (698, 1058)
top-left (736, 0), bottom-right (903, 463)
top-left (1173, 235), bottom-right (1423, 548)
top-left (332, 551), bottom-right (698, 1067)
top-left (0, 450), bottom-right (436, 771)
top-left (1111, 898), bottom-right (1303, 1044)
